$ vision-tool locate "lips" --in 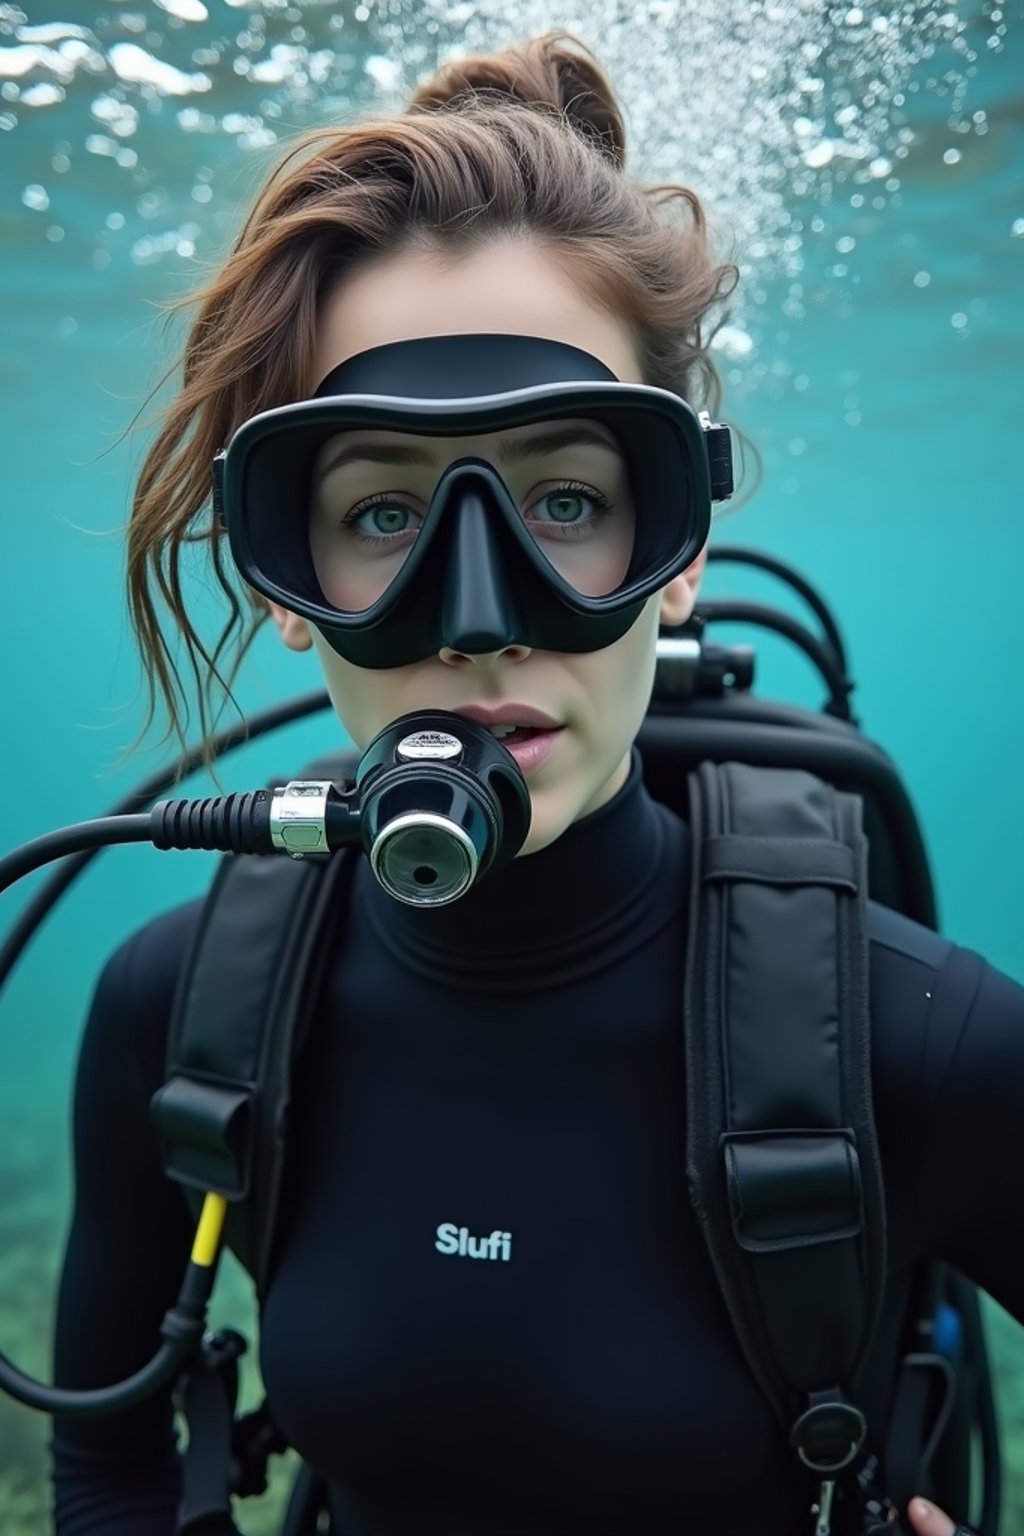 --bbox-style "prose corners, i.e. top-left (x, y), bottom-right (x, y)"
top-left (449, 703), bottom-right (563, 732)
